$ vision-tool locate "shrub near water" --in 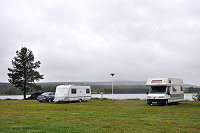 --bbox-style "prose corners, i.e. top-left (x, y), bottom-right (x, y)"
top-left (0, 99), bottom-right (199, 133)
top-left (193, 92), bottom-right (200, 101)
